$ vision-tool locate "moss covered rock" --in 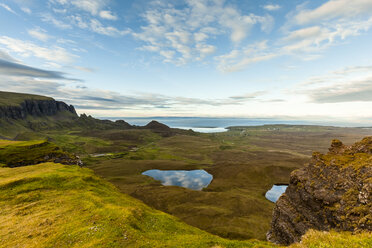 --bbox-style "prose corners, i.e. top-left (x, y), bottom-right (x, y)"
top-left (267, 137), bottom-right (372, 245)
